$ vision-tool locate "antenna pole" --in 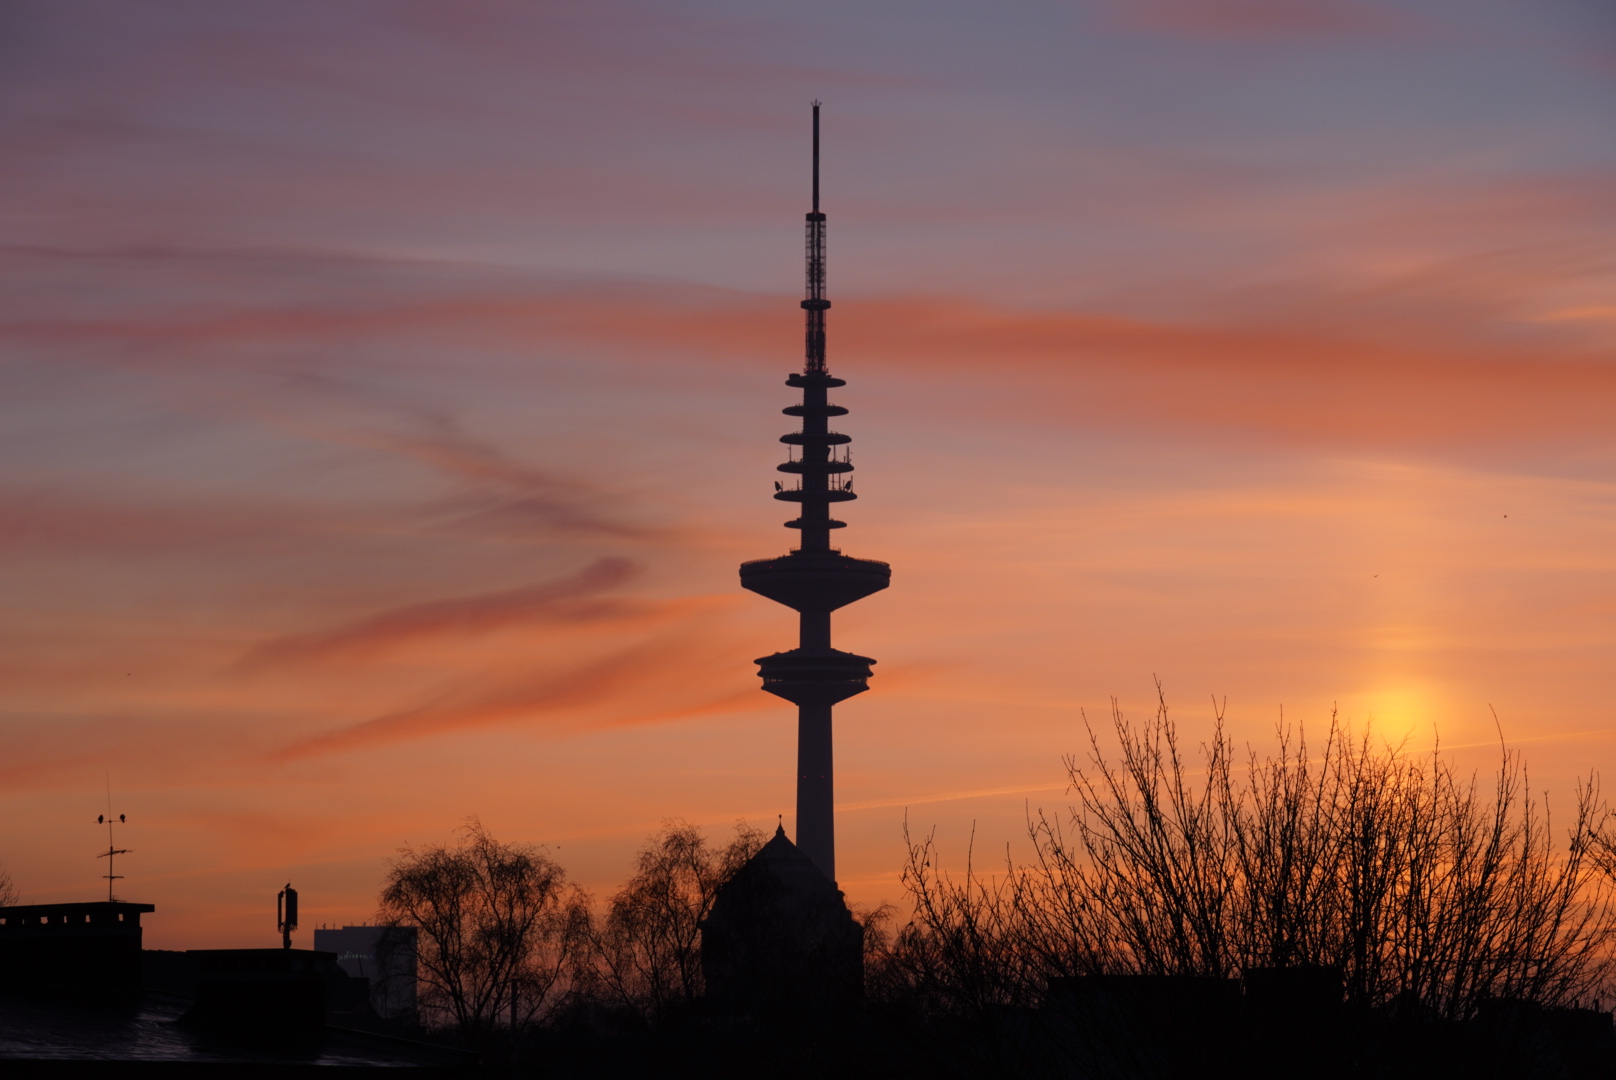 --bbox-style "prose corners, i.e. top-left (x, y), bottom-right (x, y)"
top-left (96, 778), bottom-right (130, 902)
